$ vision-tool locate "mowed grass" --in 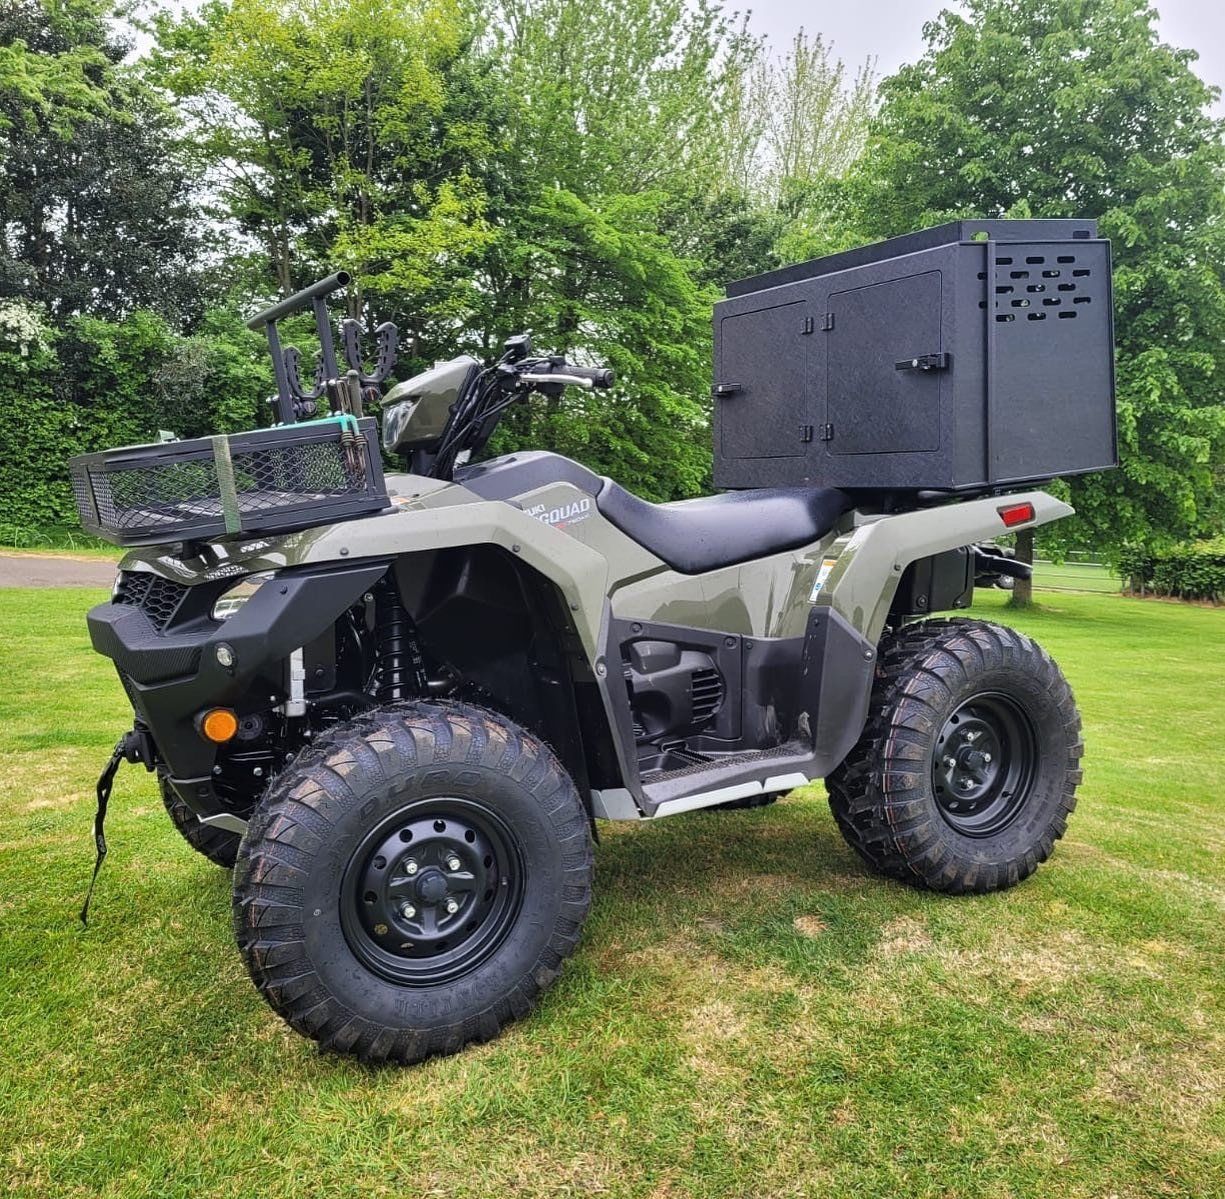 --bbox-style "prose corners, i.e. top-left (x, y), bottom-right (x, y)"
top-left (0, 587), bottom-right (1221, 1199)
